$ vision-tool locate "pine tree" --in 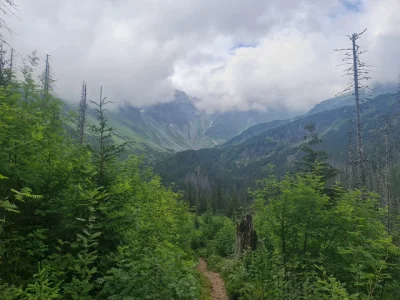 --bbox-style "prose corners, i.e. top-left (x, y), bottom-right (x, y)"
top-left (296, 122), bottom-right (338, 181)
top-left (89, 87), bottom-right (125, 187)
